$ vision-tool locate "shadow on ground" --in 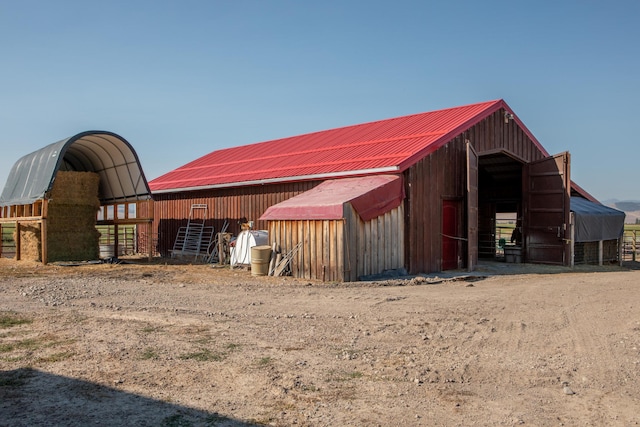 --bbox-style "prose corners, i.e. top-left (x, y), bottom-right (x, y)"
top-left (0, 368), bottom-right (257, 427)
